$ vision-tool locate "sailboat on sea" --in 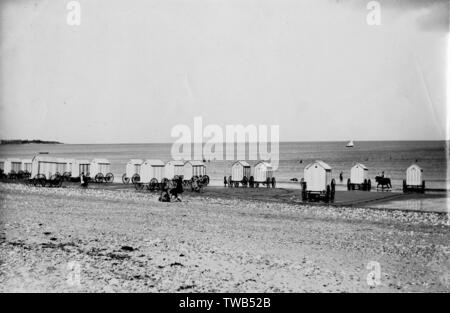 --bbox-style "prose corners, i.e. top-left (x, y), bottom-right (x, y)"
top-left (346, 140), bottom-right (354, 148)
